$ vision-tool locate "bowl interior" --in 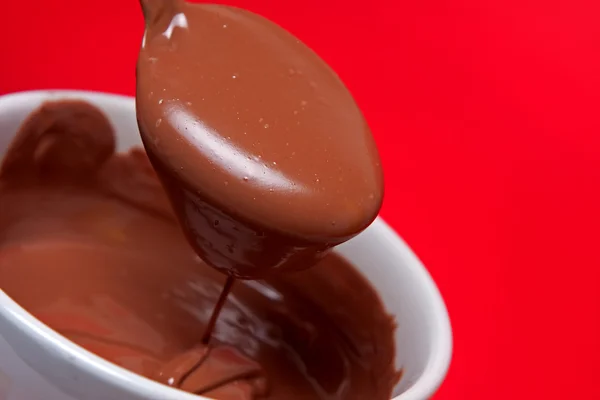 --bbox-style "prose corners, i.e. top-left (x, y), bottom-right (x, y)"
top-left (0, 90), bottom-right (451, 400)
